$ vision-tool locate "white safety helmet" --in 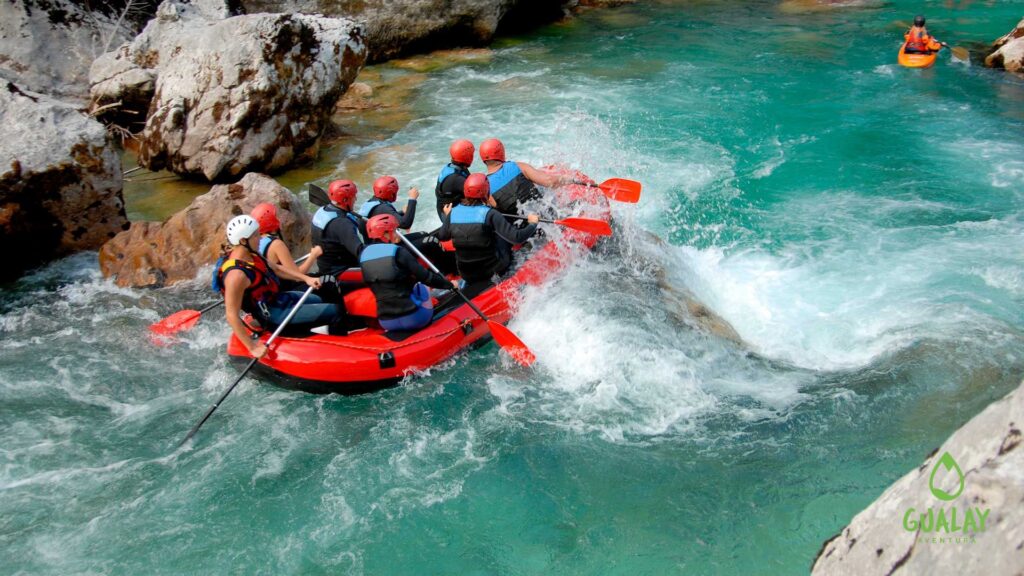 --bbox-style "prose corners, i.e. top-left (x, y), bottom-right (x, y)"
top-left (226, 215), bottom-right (260, 246)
